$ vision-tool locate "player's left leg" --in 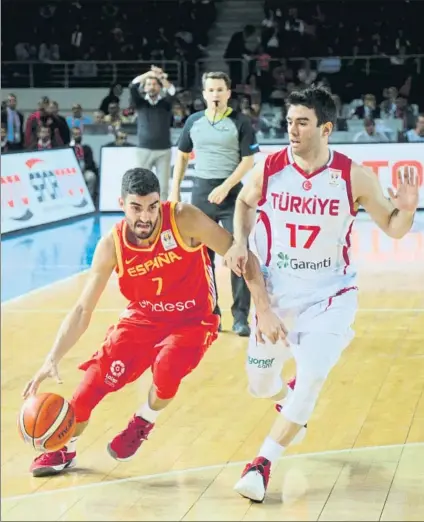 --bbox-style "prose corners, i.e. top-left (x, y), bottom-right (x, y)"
top-left (235, 288), bottom-right (358, 502)
top-left (108, 315), bottom-right (219, 461)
